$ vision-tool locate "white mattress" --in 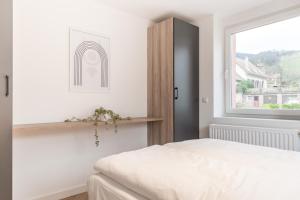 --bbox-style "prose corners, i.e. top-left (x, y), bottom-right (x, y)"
top-left (91, 139), bottom-right (300, 200)
top-left (88, 173), bottom-right (148, 200)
